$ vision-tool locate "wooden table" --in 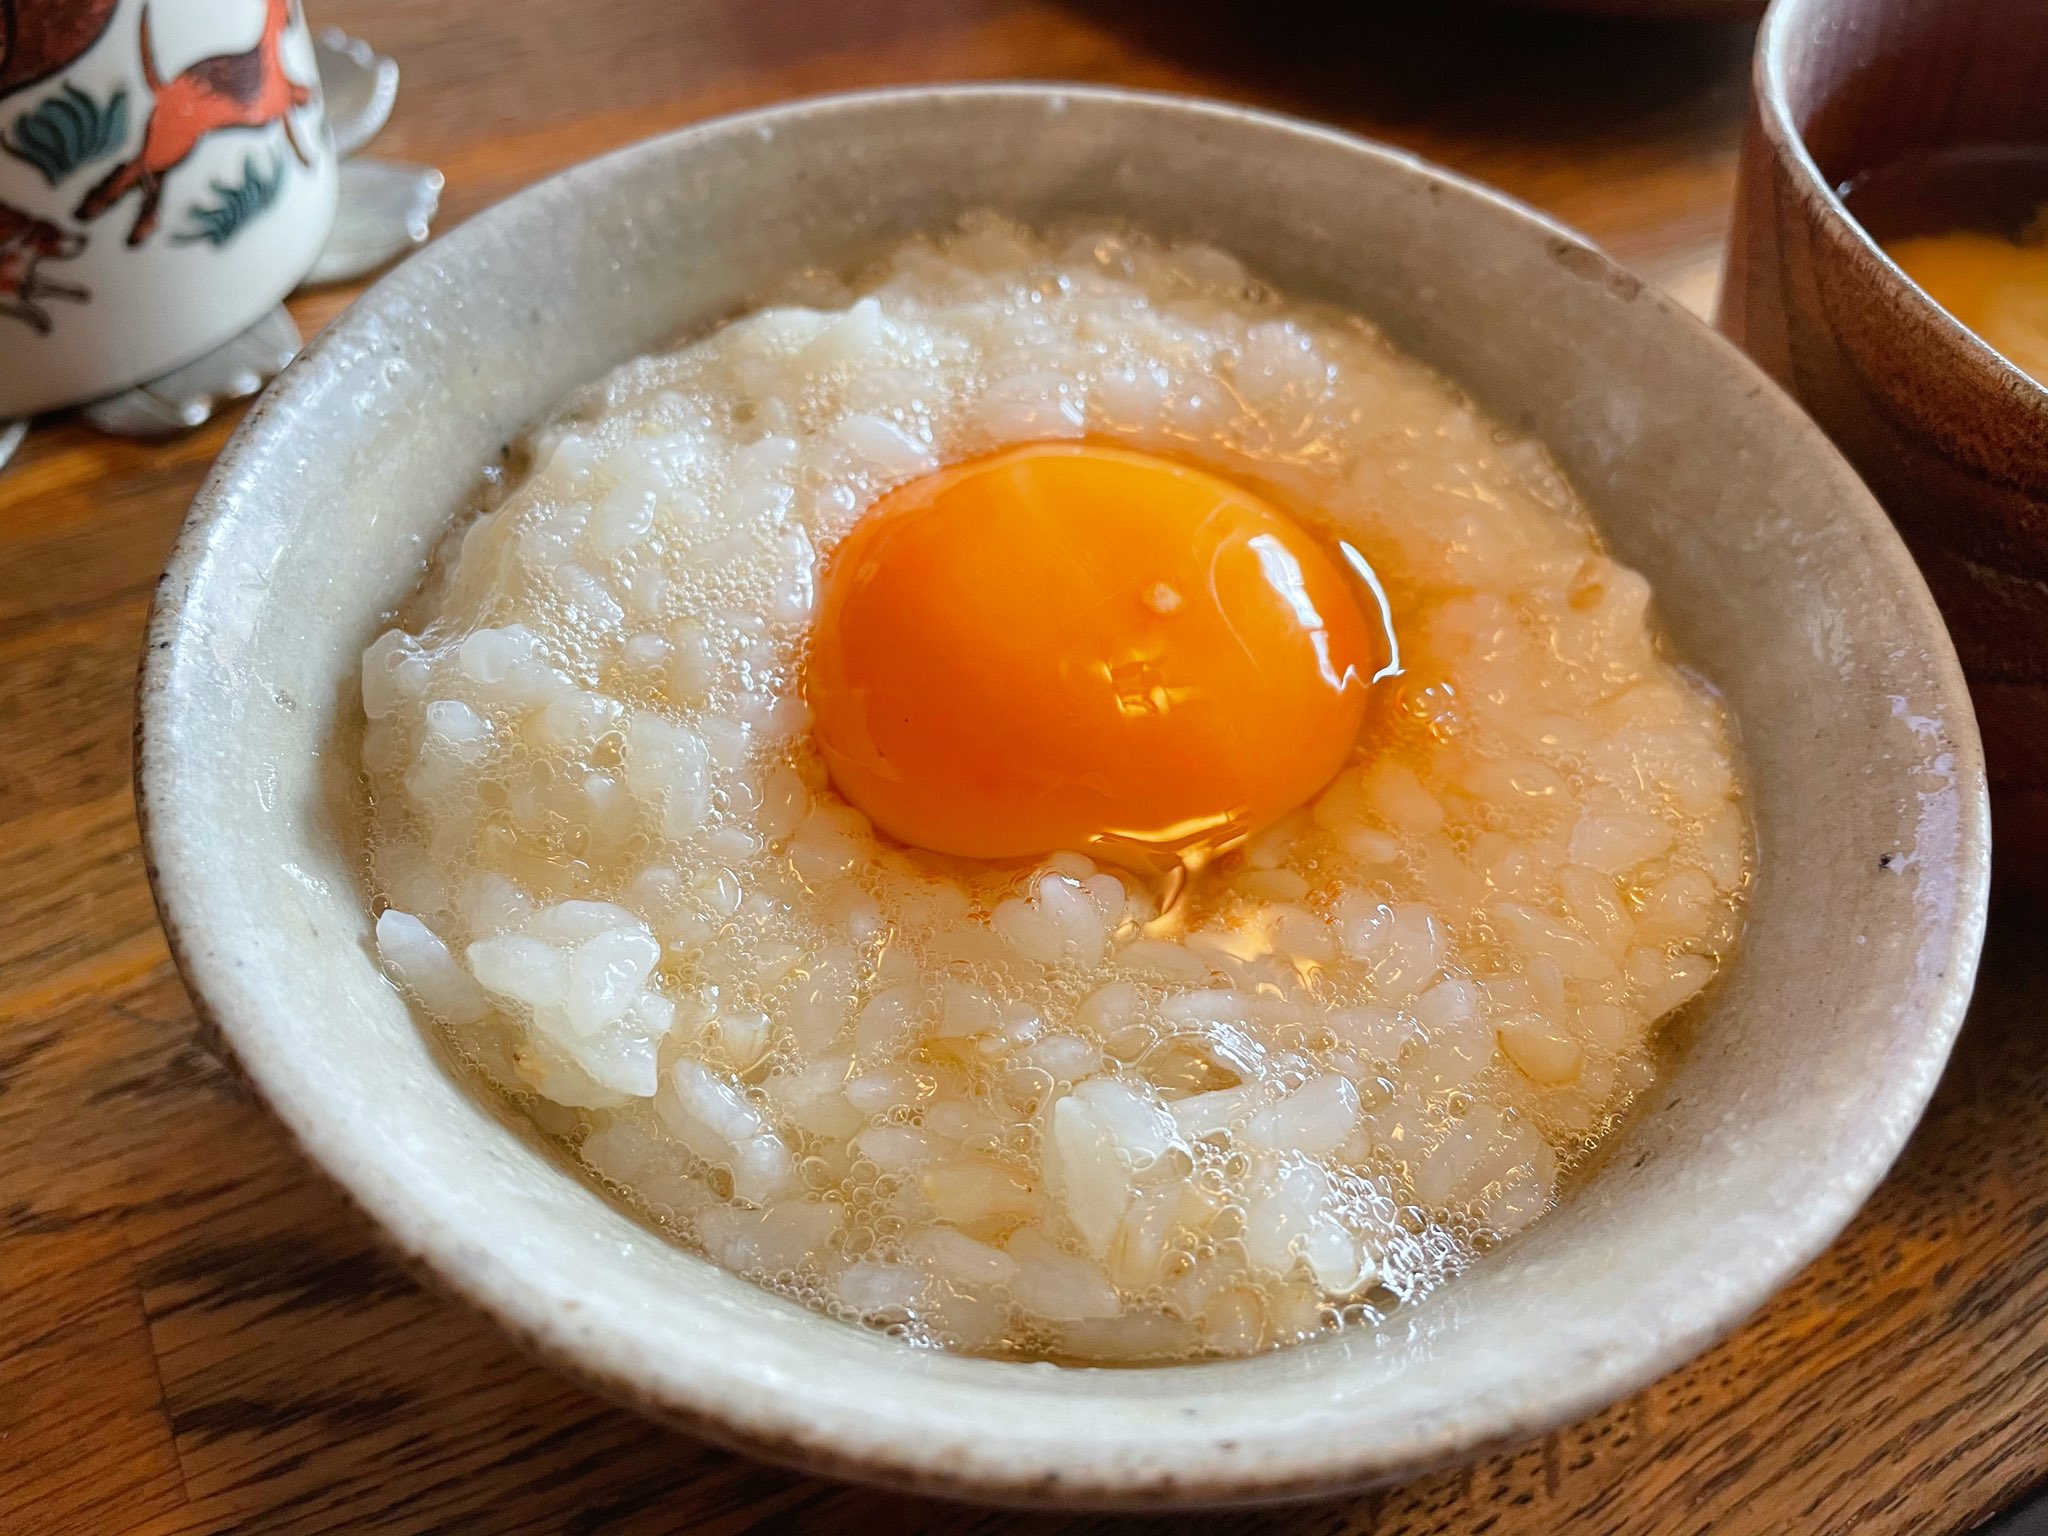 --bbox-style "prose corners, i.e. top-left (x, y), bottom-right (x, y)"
top-left (5, 3), bottom-right (2045, 1531)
